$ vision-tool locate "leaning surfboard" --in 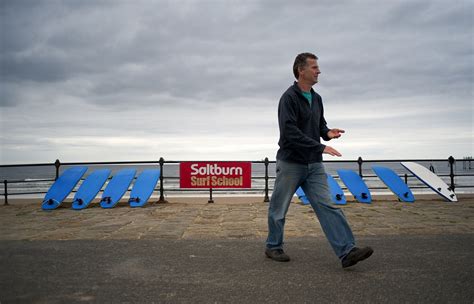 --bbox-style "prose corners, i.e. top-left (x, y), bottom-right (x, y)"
top-left (295, 187), bottom-right (310, 205)
top-left (401, 162), bottom-right (457, 202)
top-left (337, 169), bottom-right (372, 204)
top-left (129, 169), bottom-right (160, 207)
top-left (327, 174), bottom-right (347, 205)
top-left (100, 169), bottom-right (136, 208)
top-left (72, 169), bottom-right (111, 210)
top-left (372, 166), bottom-right (414, 202)
top-left (42, 166), bottom-right (88, 210)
